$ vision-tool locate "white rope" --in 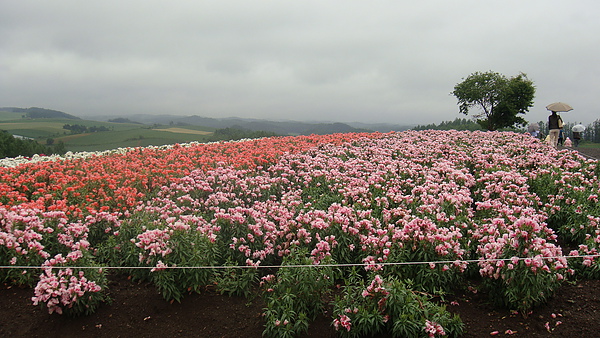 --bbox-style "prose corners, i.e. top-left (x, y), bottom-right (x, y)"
top-left (1, 254), bottom-right (599, 270)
